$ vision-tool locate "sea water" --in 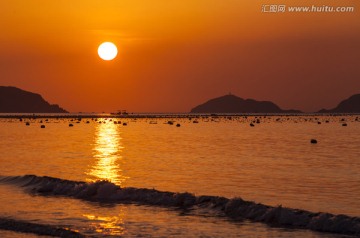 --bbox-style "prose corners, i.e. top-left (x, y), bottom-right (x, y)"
top-left (0, 115), bottom-right (359, 237)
